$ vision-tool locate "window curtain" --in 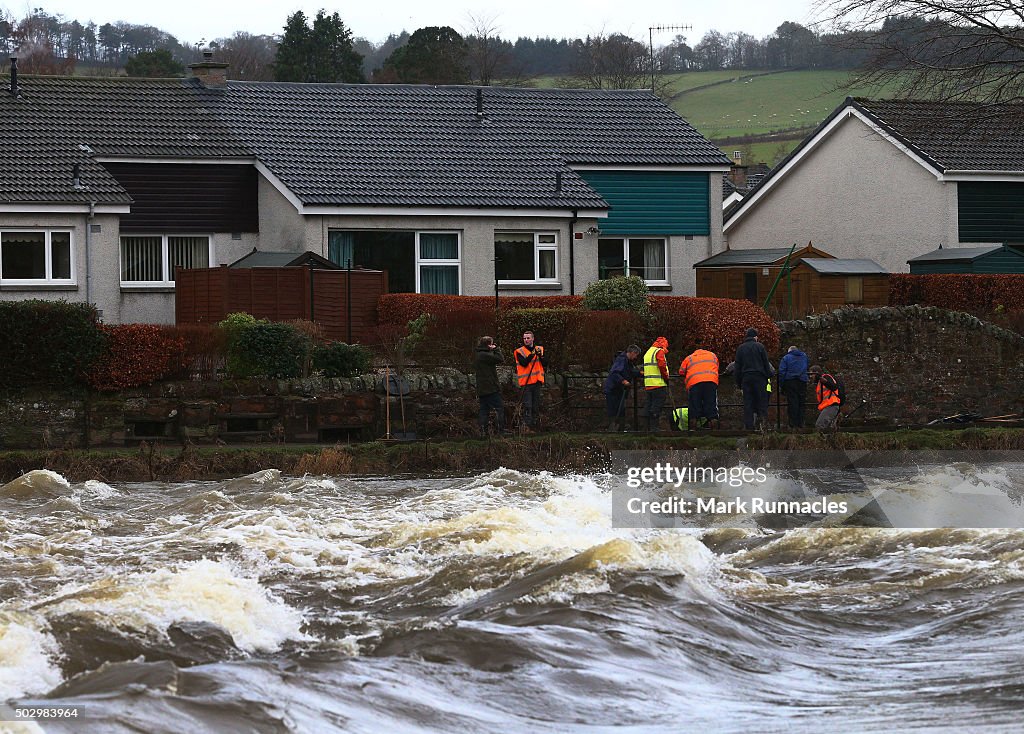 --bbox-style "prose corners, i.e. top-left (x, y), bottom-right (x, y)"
top-left (420, 233), bottom-right (458, 260)
top-left (328, 231), bottom-right (355, 267)
top-left (645, 240), bottom-right (666, 281)
top-left (121, 236), bottom-right (162, 282)
top-left (420, 265), bottom-right (458, 294)
top-left (169, 236), bottom-right (209, 280)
